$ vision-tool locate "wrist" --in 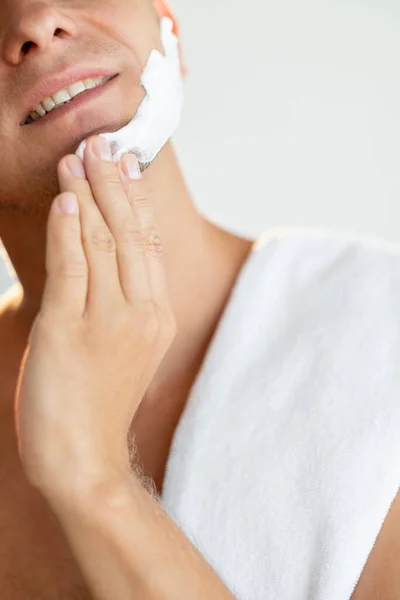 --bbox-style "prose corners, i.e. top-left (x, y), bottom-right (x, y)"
top-left (37, 460), bottom-right (137, 515)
